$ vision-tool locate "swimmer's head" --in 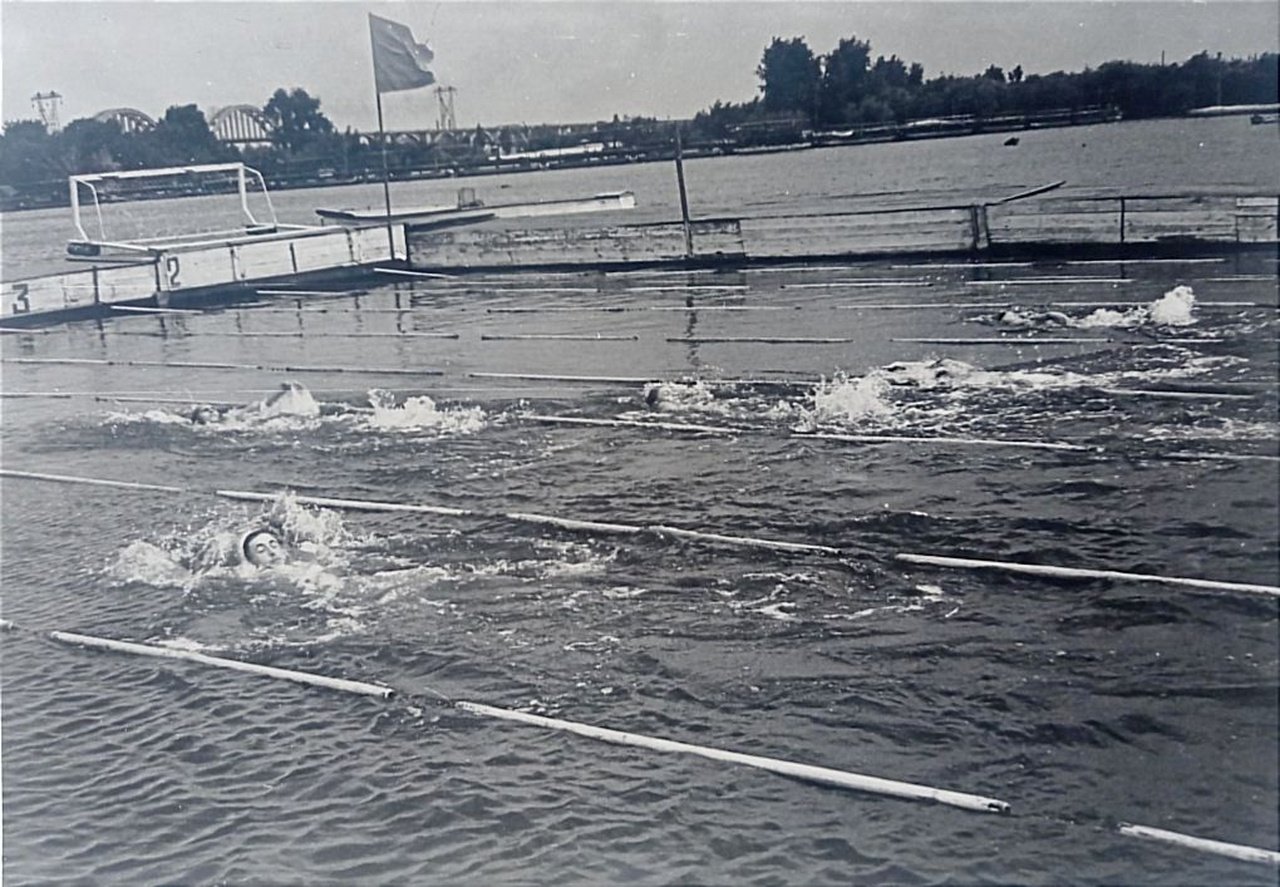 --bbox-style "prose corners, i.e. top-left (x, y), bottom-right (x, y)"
top-left (241, 529), bottom-right (284, 567)
top-left (190, 405), bottom-right (221, 425)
